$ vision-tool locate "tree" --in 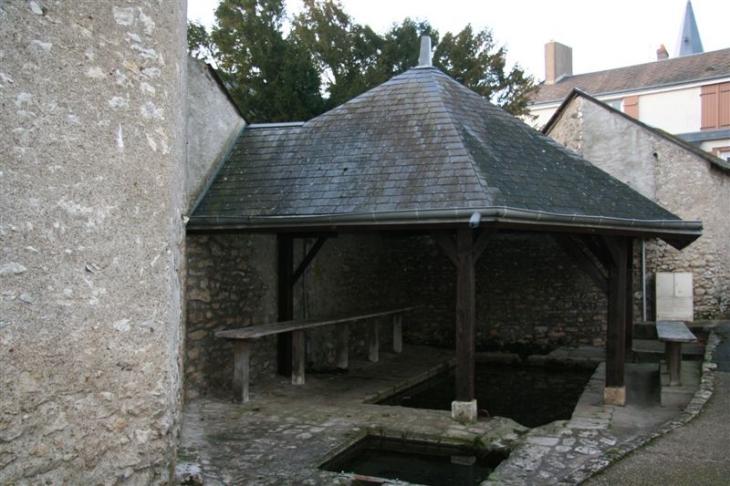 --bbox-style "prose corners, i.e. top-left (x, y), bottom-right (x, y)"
top-left (187, 20), bottom-right (221, 63)
top-left (292, 0), bottom-right (383, 110)
top-left (206, 0), bottom-right (323, 122)
top-left (186, 0), bottom-right (537, 121)
top-left (433, 25), bottom-right (538, 117)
